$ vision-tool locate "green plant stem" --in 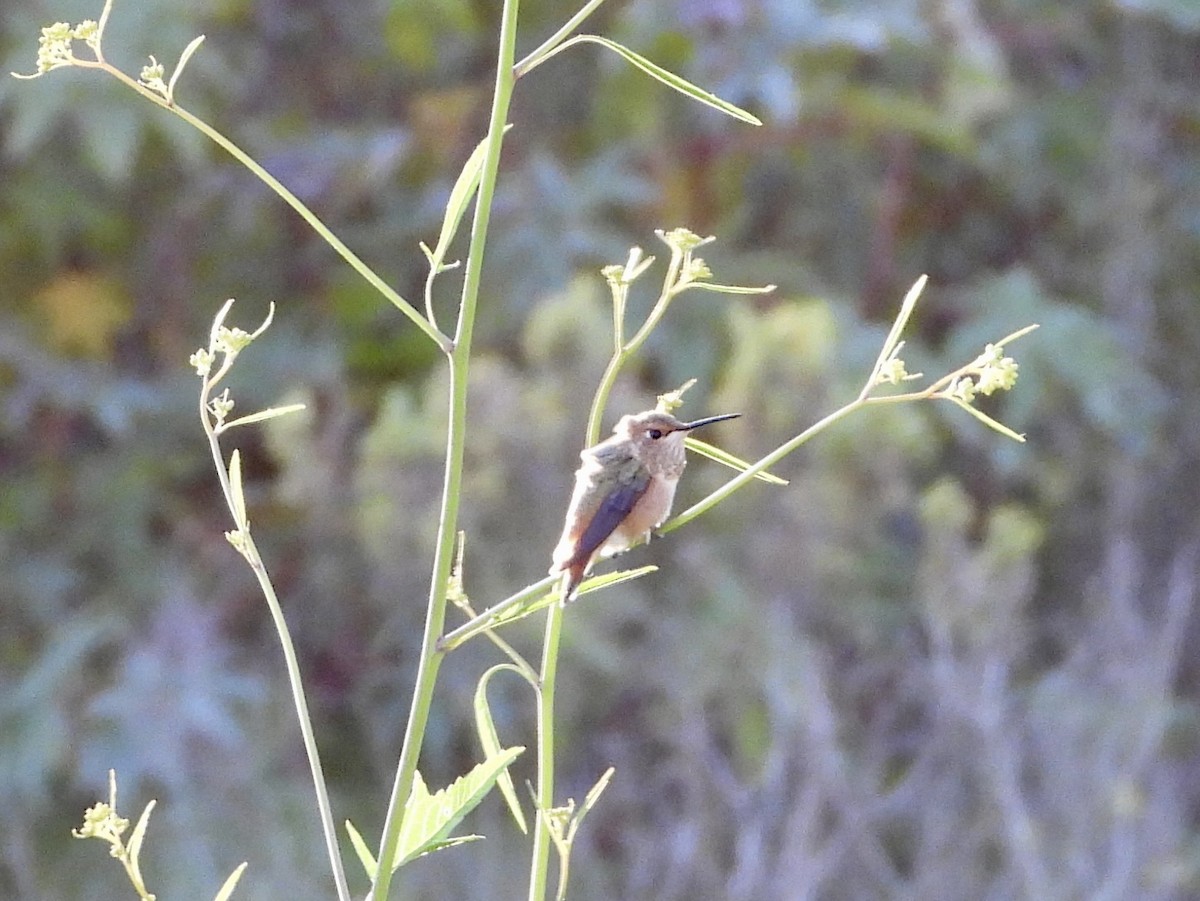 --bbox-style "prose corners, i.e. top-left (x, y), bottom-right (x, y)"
top-left (370, 0), bottom-right (521, 897)
top-left (514, 0), bottom-right (611, 78)
top-left (664, 398), bottom-right (864, 535)
top-left (529, 335), bottom-right (624, 898)
top-left (82, 60), bottom-right (451, 353)
top-left (584, 352), bottom-right (625, 442)
top-left (200, 396), bottom-right (351, 901)
top-left (525, 249), bottom-right (688, 900)
top-left (241, 533), bottom-right (351, 901)
top-left (663, 371), bottom-right (976, 535)
top-left (584, 261), bottom-right (679, 441)
top-left (438, 575), bottom-right (557, 651)
top-left (528, 596), bottom-right (565, 901)
top-left (173, 103), bottom-right (451, 351)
